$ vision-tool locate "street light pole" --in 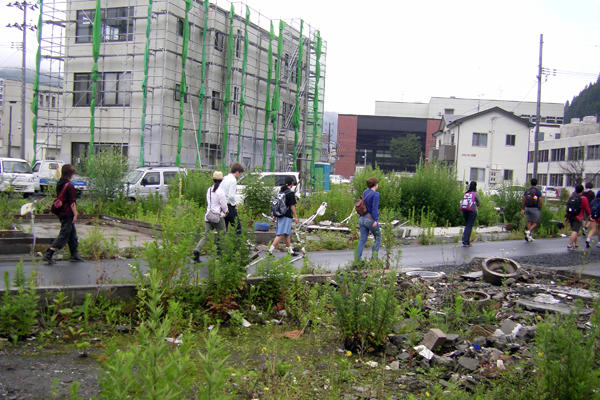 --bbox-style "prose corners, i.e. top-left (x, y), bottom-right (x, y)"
top-left (8, 101), bottom-right (17, 157)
